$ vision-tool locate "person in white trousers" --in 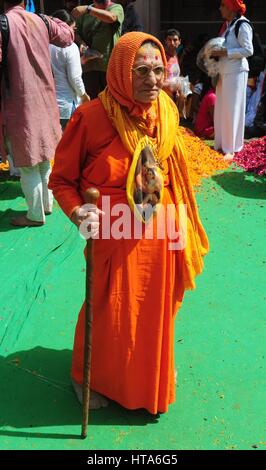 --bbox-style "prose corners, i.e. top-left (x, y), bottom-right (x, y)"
top-left (211, 0), bottom-right (253, 160)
